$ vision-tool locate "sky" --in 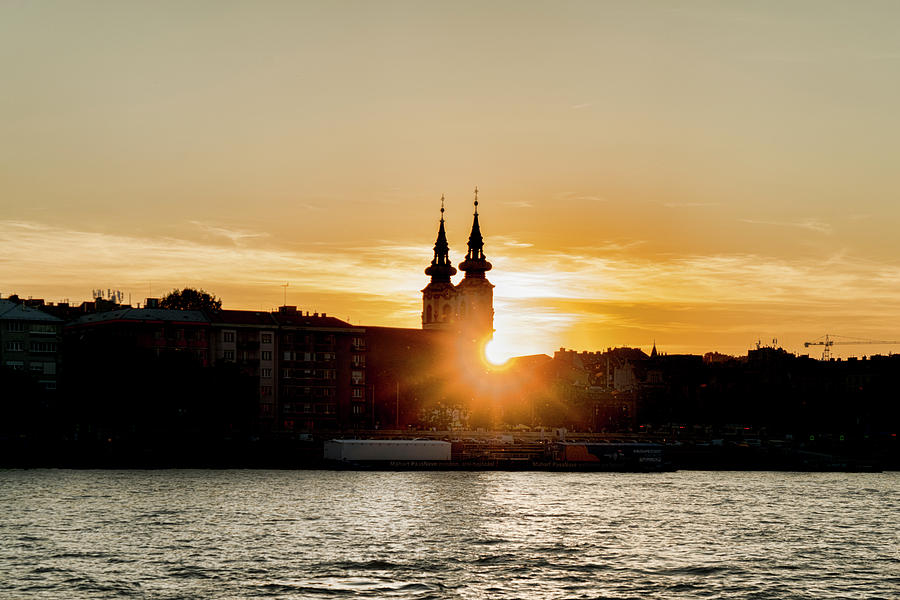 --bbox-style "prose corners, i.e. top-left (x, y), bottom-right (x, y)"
top-left (3, 1), bottom-right (900, 361)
